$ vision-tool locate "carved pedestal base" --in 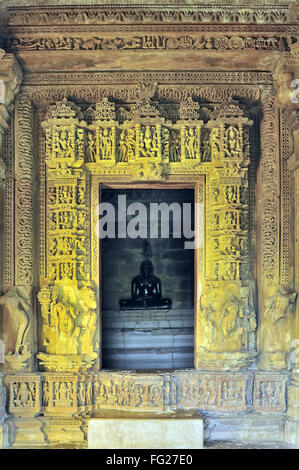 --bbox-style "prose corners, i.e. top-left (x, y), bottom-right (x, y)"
top-left (0, 423), bottom-right (4, 448)
top-left (37, 353), bottom-right (98, 373)
top-left (12, 418), bottom-right (45, 448)
top-left (43, 417), bottom-right (86, 447)
top-left (205, 413), bottom-right (285, 442)
top-left (287, 369), bottom-right (299, 419)
top-left (0, 420), bottom-right (13, 449)
top-left (2, 370), bottom-right (292, 447)
top-left (195, 351), bottom-right (257, 371)
top-left (285, 370), bottom-right (299, 446)
top-left (285, 418), bottom-right (299, 447)
top-left (9, 417), bottom-right (87, 448)
top-left (259, 352), bottom-right (290, 371)
top-left (4, 350), bottom-right (31, 372)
